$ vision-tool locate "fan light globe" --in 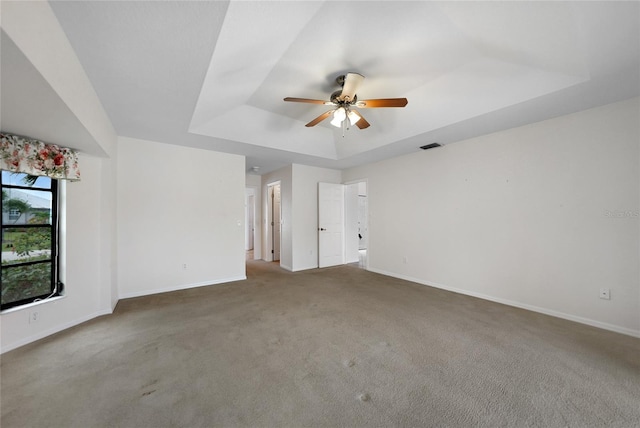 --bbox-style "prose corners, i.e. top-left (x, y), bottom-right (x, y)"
top-left (331, 107), bottom-right (347, 127)
top-left (348, 111), bottom-right (361, 126)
